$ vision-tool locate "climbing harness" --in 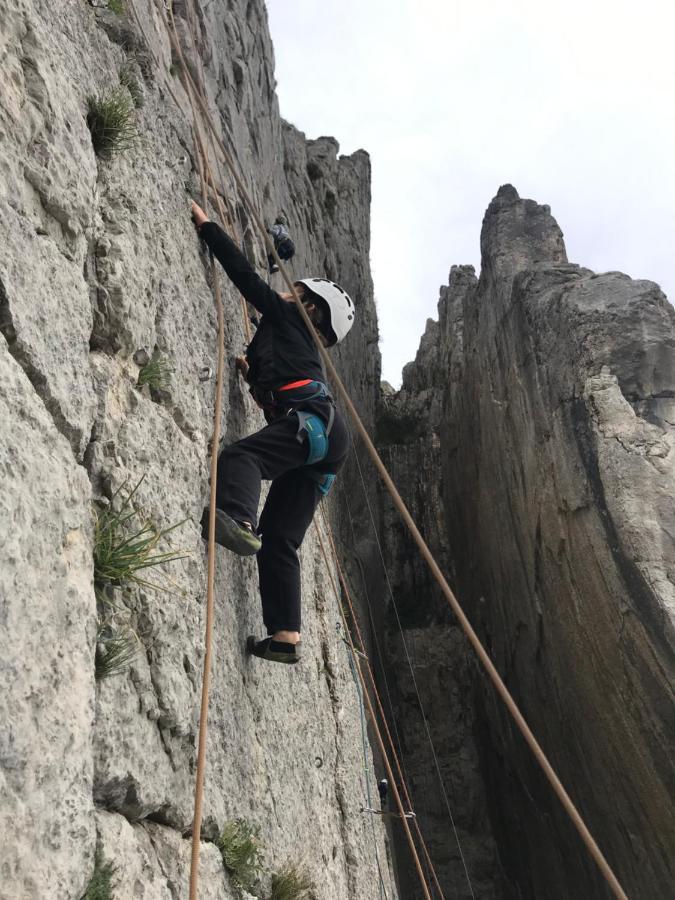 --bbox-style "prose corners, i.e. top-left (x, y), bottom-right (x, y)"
top-left (281, 381), bottom-right (336, 465)
top-left (296, 412), bottom-right (328, 464)
top-left (251, 378), bottom-right (337, 471)
top-left (134, 3), bottom-right (630, 899)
